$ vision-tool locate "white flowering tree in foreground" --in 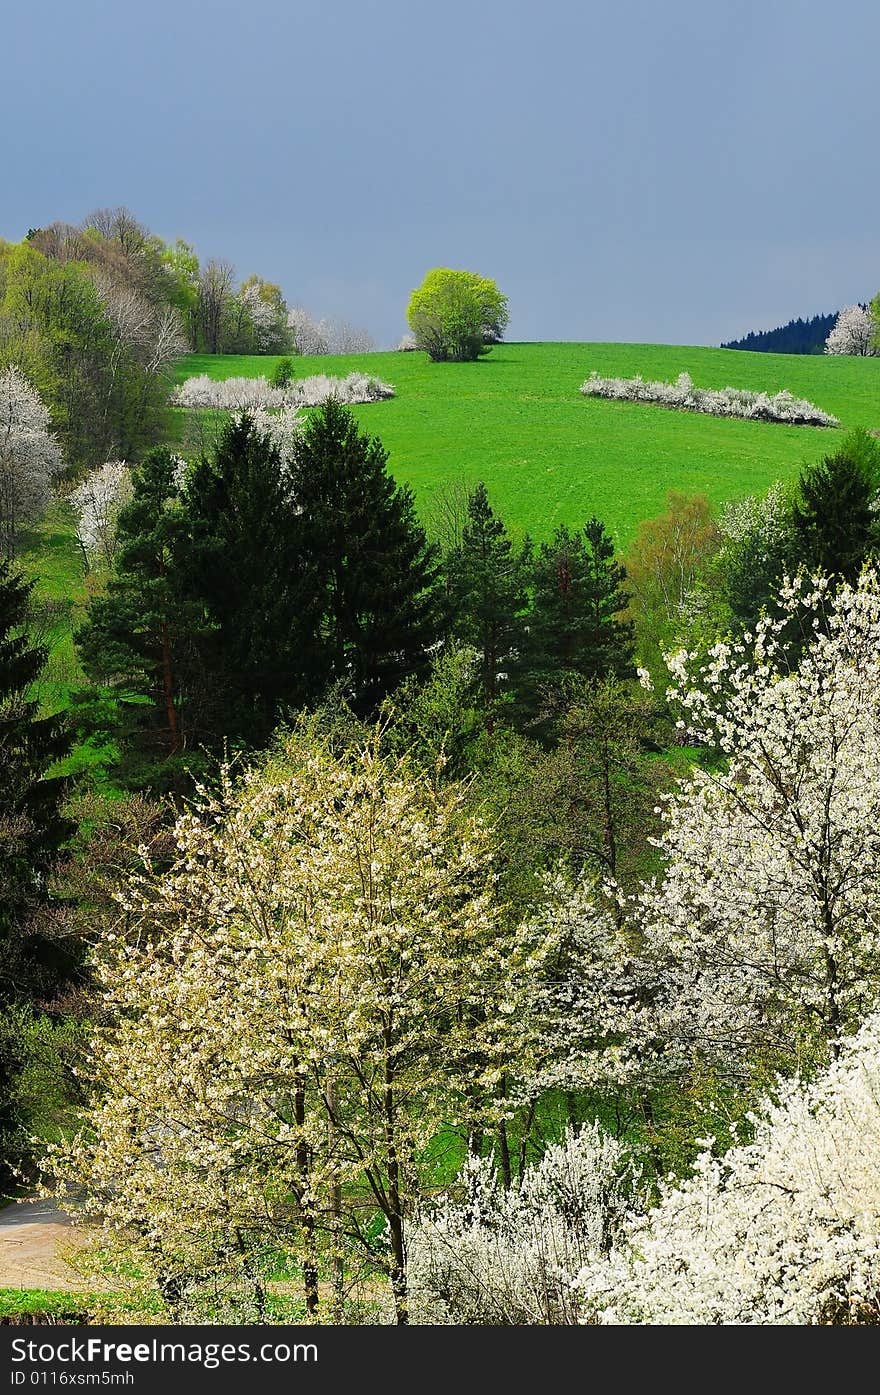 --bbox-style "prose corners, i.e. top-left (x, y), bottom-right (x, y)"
top-left (576, 1010), bottom-right (880, 1323)
top-left (0, 366), bottom-right (64, 555)
top-left (46, 732), bottom-right (533, 1323)
top-left (825, 304), bottom-right (877, 356)
top-left (636, 570), bottom-right (880, 1074)
top-left (409, 1013), bottom-right (880, 1324)
top-left (407, 1123), bottom-right (640, 1324)
top-left (69, 460), bottom-right (133, 571)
